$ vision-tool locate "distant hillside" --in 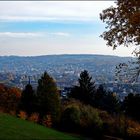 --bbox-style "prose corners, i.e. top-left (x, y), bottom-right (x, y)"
top-left (0, 54), bottom-right (134, 88)
top-left (0, 113), bottom-right (81, 140)
top-left (0, 54), bottom-right (132, 74)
